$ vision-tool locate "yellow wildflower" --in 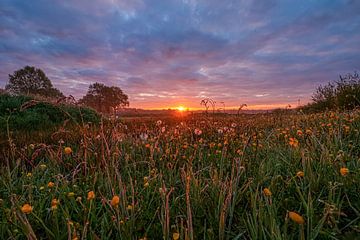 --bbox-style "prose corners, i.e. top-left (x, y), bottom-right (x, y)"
top-left (21, 204), bottom-right (33, 214)
top-left (296, 171), bottom-right (304, 178)
top-left (67, 192), bottom-right (75, 197)
top-left (64, 147), bottom-right (72, 155)
top-left (51, 198), bottom-right (59, 210)
top-left (173, 232), bottom-right (180, 240)
top-left (340, 167), bottom-right (349, 176)
top-left (39, 164), bottom-right (47, 170)
top-left (111, 196), bottom-right (120, 207)
top-left (263, 188), bottom-right (272, 197)
top-left (87, 191), bottom-right (95, 201)
top-left (289, 138), bottom-right (299, 147)
top-left (48, 181), bottom-right (55, 188)
top-left (288, 211), bottom-right (305, 224)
